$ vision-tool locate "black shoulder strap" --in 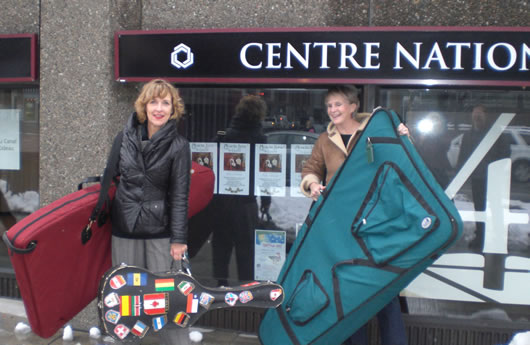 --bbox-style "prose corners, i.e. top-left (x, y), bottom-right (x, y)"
top-left (90, 131), bottom-right (123, 223)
